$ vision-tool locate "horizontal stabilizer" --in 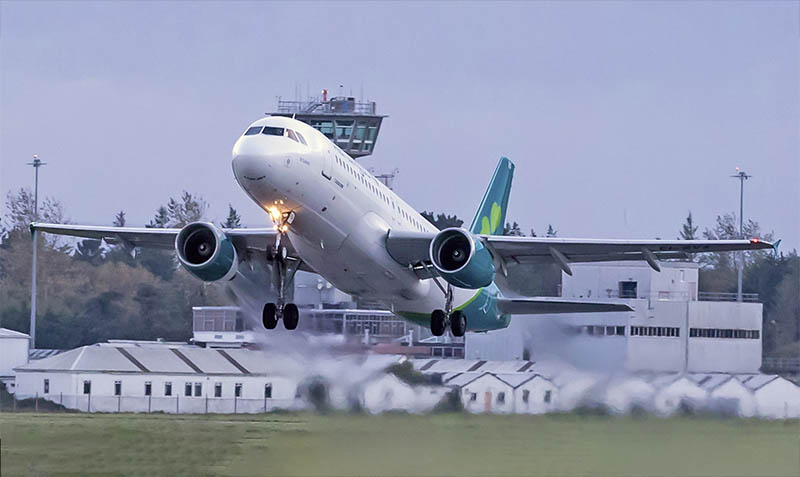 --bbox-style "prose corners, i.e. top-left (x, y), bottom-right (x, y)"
top-left (497, 297), bottom-right (634, 315)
